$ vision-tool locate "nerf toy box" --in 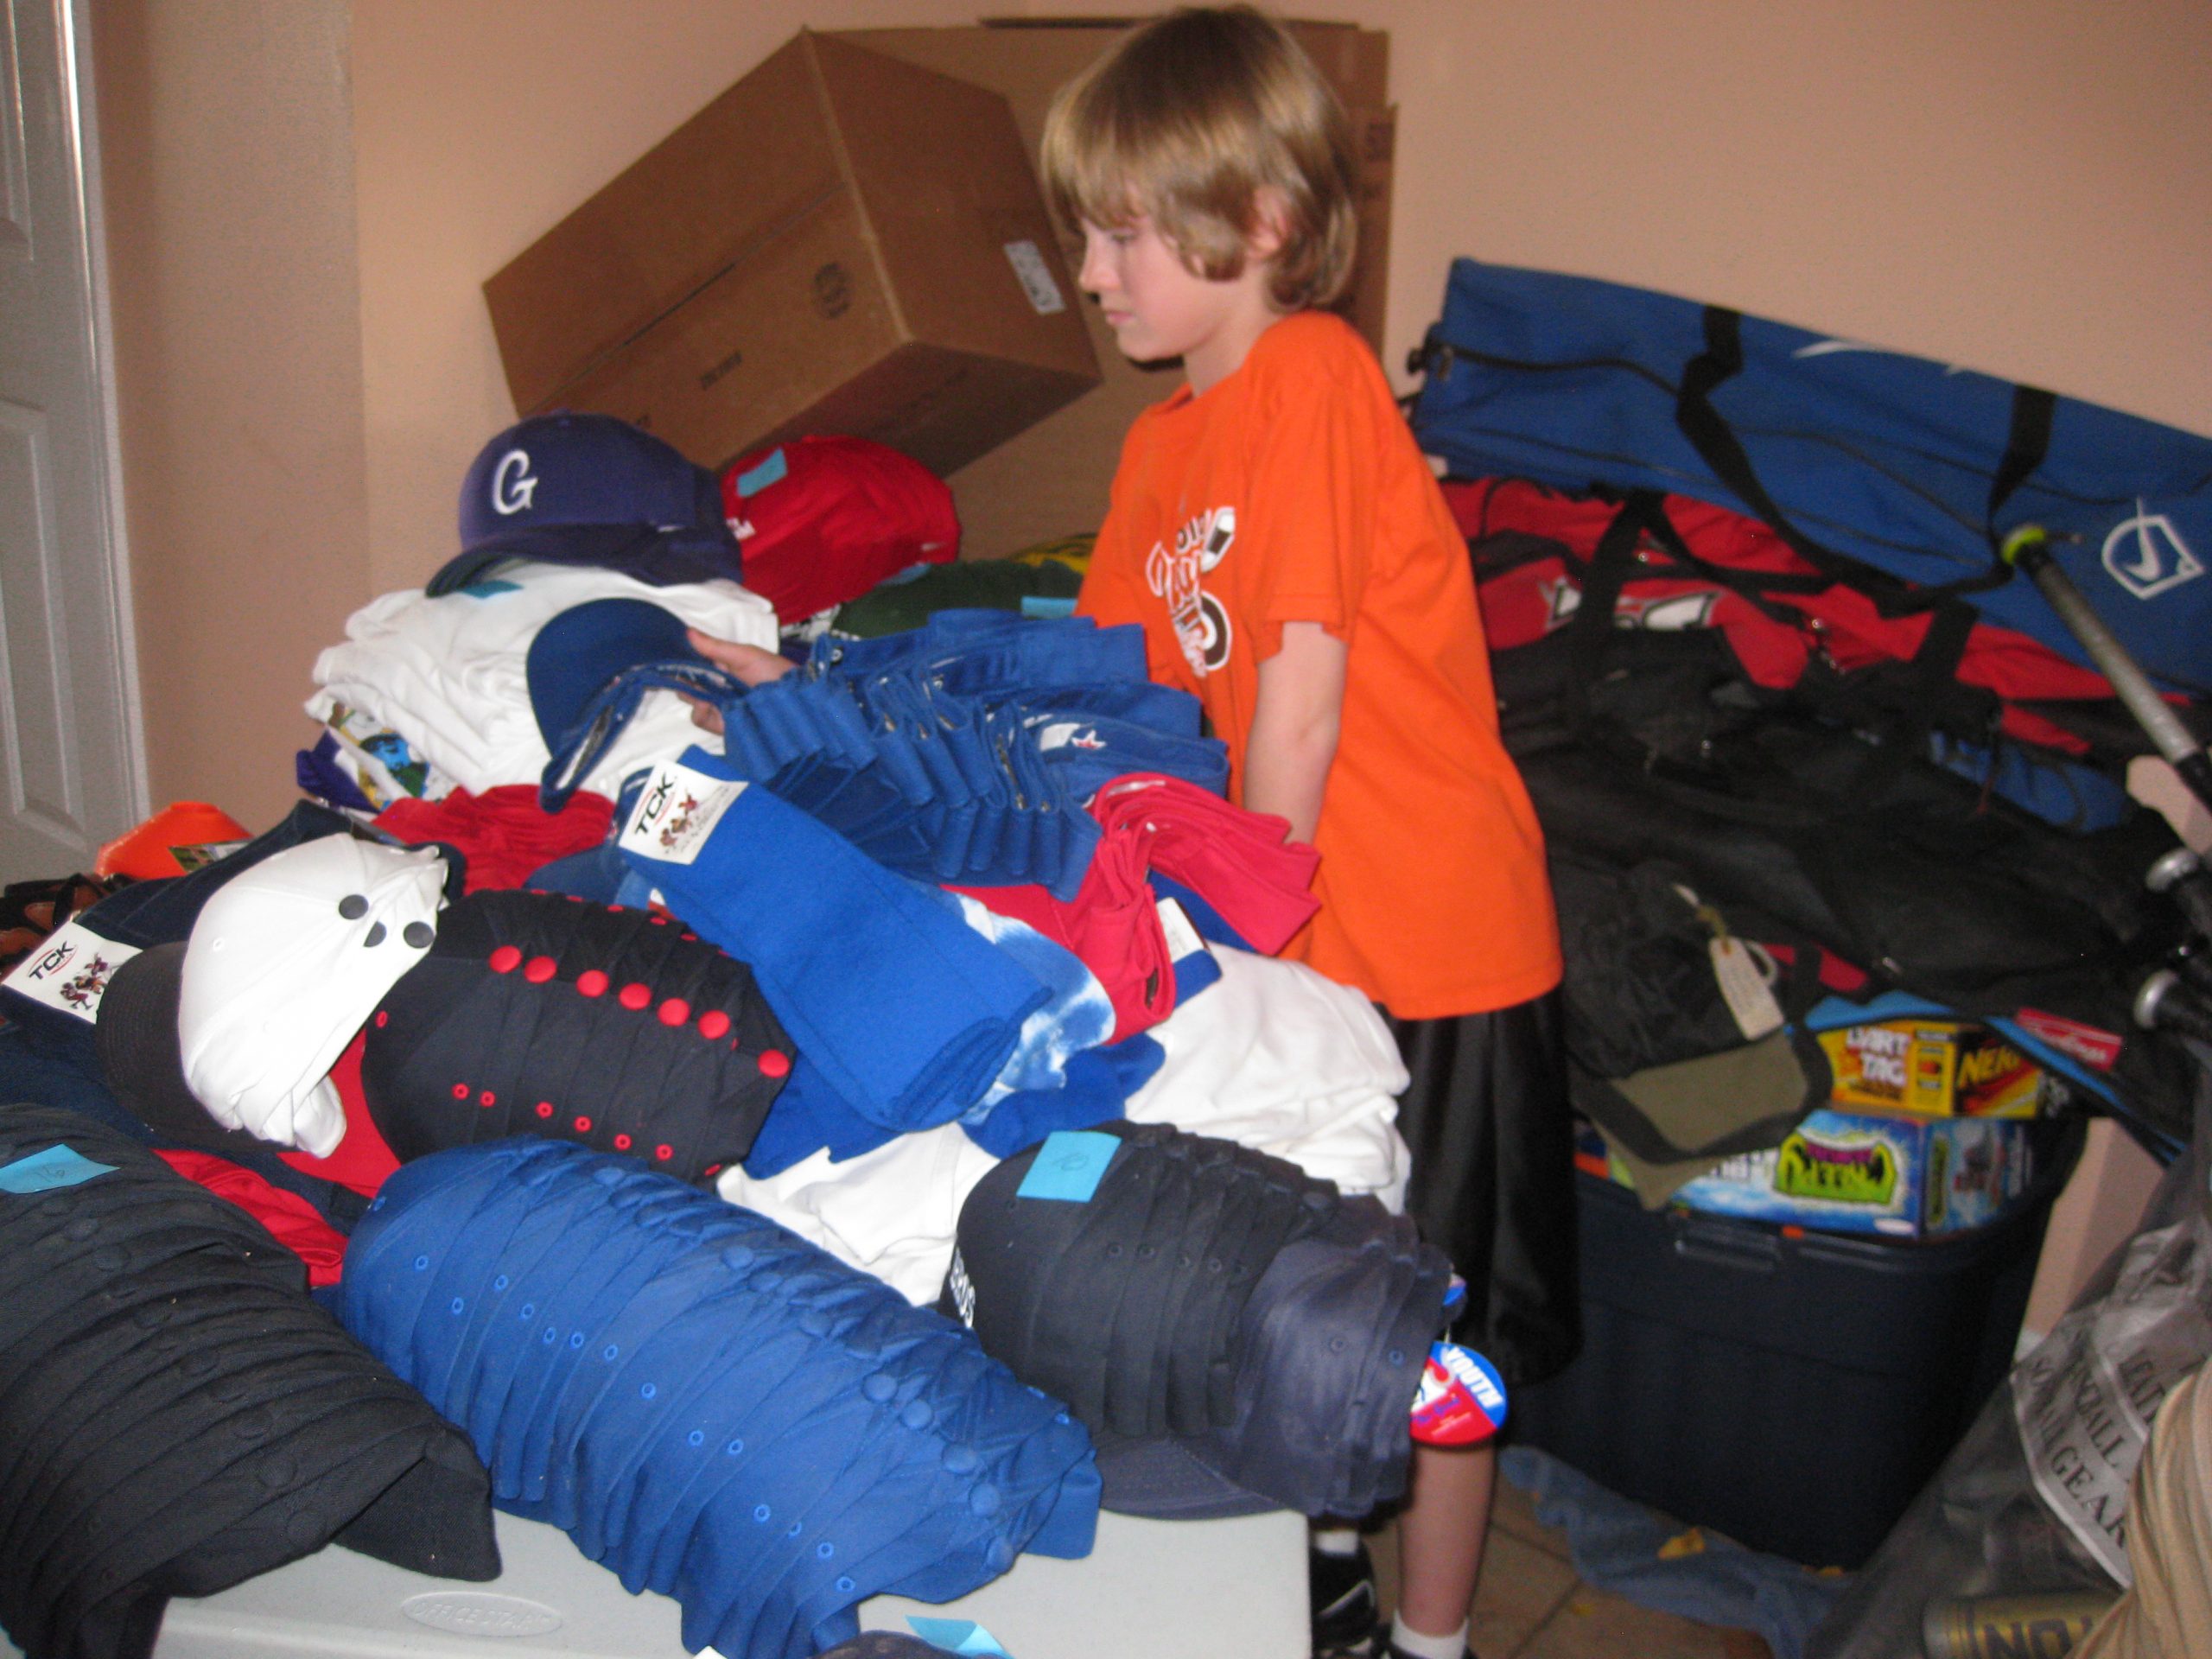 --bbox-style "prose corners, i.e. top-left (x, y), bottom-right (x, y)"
top-left (1671, 1108), bottom-right (2035, 1237)
top-left (1816, 1019), bottom-right (2053, 1118)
